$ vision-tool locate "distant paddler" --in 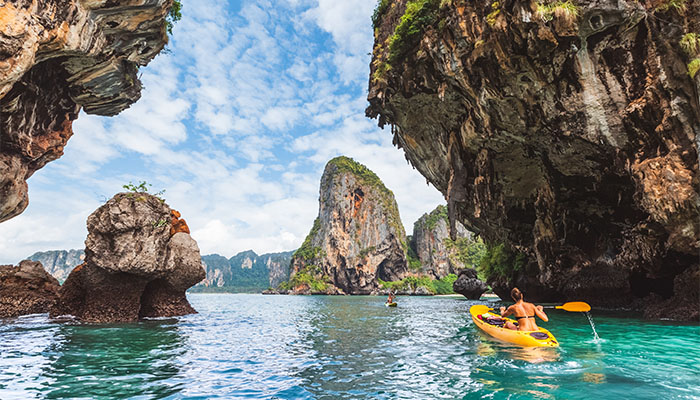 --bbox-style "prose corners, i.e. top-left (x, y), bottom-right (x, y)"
top-left (385, 291), bottom-right (397, 307)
